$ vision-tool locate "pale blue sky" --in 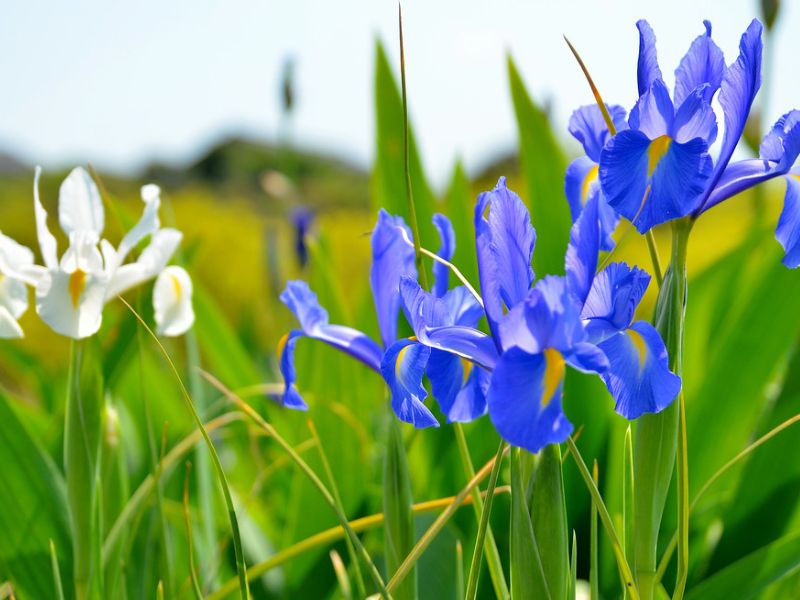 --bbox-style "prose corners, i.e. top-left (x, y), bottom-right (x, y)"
top-left (1, 1), bottom-right (798, 187)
